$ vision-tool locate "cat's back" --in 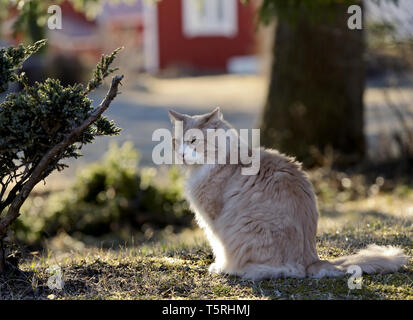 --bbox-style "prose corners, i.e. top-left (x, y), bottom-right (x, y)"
top-left (257, 148), bottom-right (315, 199)
top-left (259, 148), bottom-right (306, 180)
top-left (223, 148), bottom-right (317, 215)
